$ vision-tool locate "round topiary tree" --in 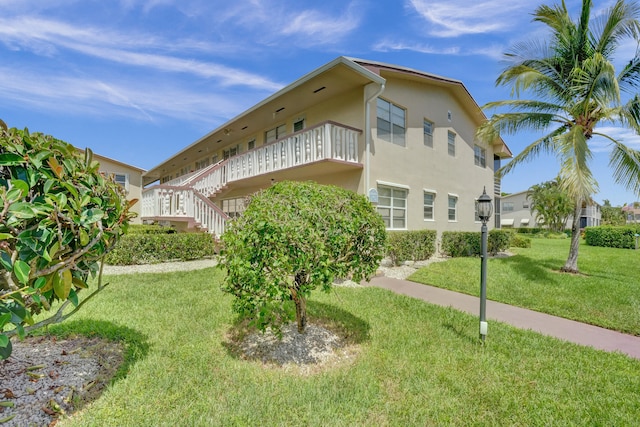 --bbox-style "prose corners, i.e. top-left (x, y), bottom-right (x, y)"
top-left (220, 180), bottom-right (386, 334)
top-left (0, 121), bottom-right (136, 359)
